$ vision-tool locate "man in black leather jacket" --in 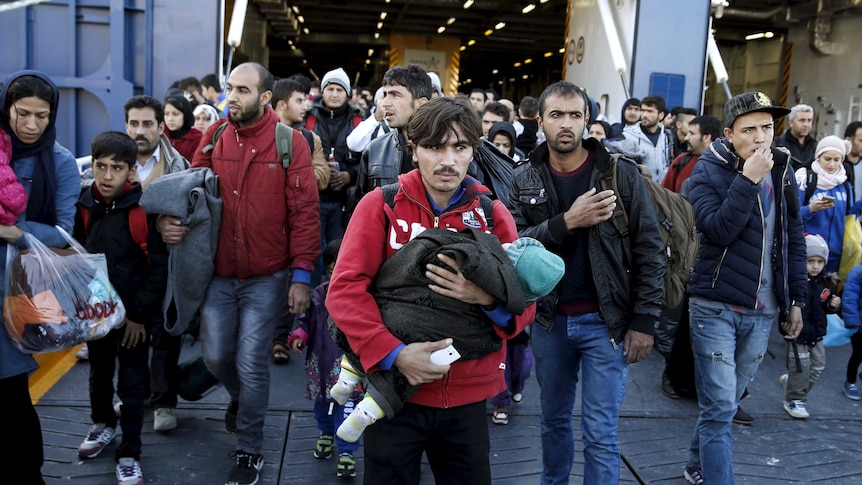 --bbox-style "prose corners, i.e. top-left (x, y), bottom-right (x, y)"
top-left (505, 81), bottom-right (665, 485)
